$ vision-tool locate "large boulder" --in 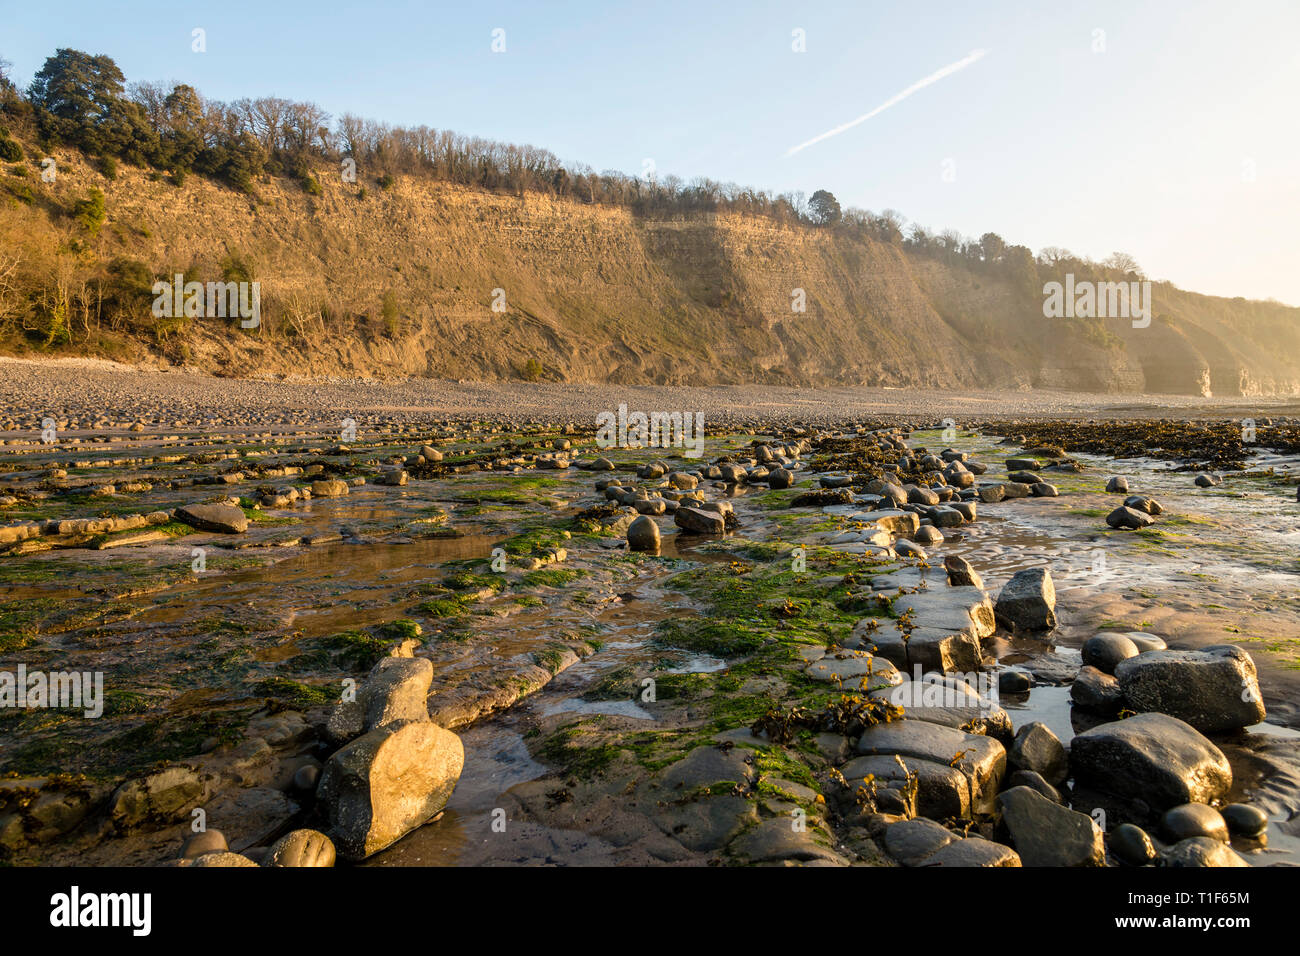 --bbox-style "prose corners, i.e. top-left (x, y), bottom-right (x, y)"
top-left (174, 503), bottom-right (248, 534)
top-left (997, 786), bottom-right (1104, 867)
top-left (842, 754), bottom-right (976, 821)
top-left (1069, 713), bottom-right (1232, 810)
top-left (994, 568), bottom-right (1056, 631)
top-left (674, 507), bottom-right (726, 534)
top-left (1114, 645), bottom-right (1265, 733)
top-left (855, 719), bottom-right (1005, 813)
top-left (318, 720), bottom-right (464, 861)
top-left (853, 584), bottom-right (993, 675)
